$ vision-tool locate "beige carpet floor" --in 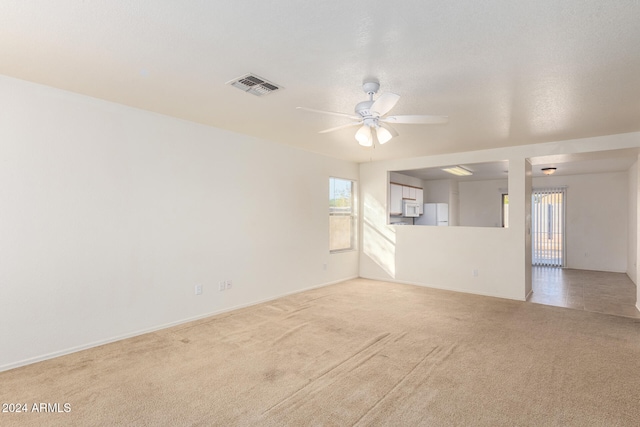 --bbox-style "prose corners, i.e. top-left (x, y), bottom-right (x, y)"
top-left (2, 278), bottom-right (640, 426)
